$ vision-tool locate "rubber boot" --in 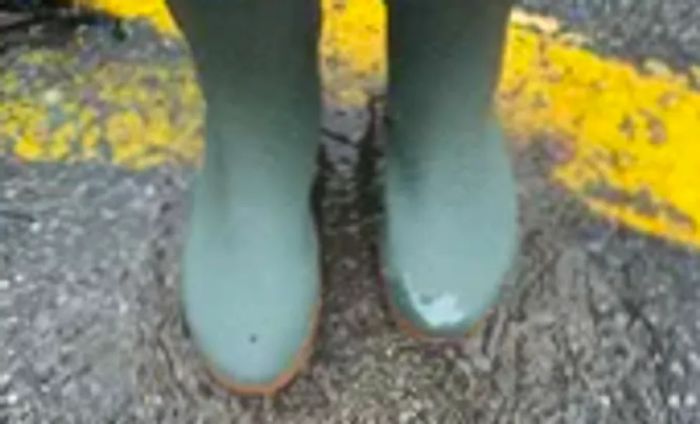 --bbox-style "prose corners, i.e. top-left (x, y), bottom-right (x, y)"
top-left (166, 0), bottom-right (322, 394)
top-left (382, 0), bottom-right (517, 338)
